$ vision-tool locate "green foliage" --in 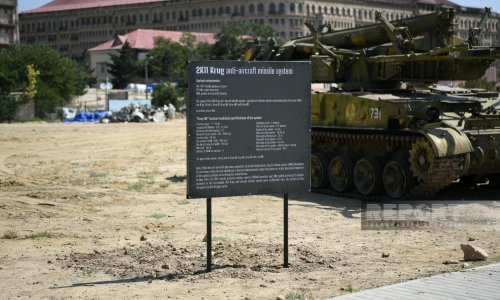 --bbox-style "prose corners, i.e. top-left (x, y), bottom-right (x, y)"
top-left (285, 288), bottom-right (312, 300)
top-left (347, 283), bottom-right (357, 293)
top-left (76, 50), bottom-right (97, 87)
top-left (152, 82), bottom-right (179, 108)
top-left (107, 42), bottom-right (140, 89)
top-left (0, 45), bottom-right (87, 119)
top-left (2, 230), bottom-right (18, 239)
top-left (148, 213), bottom-right (167, 219)
top-left (128, 181), bottom-right (145, 191)
top-left (24, 64), bottom-right (40, 101)
top-left (0, 95), bottom-right (18, 122)
top-left (212, 22), bottom-right (277, 60)
top-left (148, 37), bottom-right (188, 84)
top-left (177, 199), bottom-right (190, 205)
top-left (463, 78), bottom-right (497, 91)
top-left (24, 231), bottom-right (53, 239)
